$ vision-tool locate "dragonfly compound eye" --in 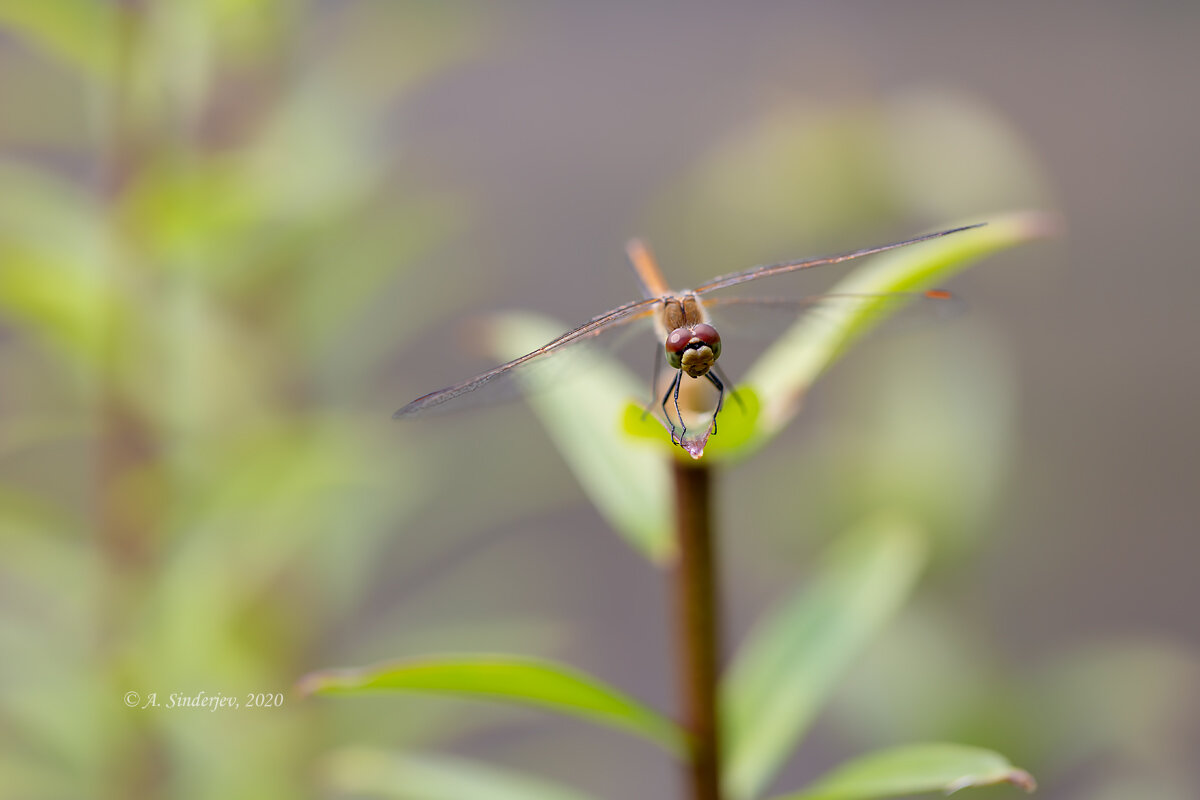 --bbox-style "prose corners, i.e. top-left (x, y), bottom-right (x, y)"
top-left (665, 324), bottom-right (722, 378)
top-left (691, 324), bottom-right (721, 359)
top-left (665, 328), bottom-right (691, 369)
